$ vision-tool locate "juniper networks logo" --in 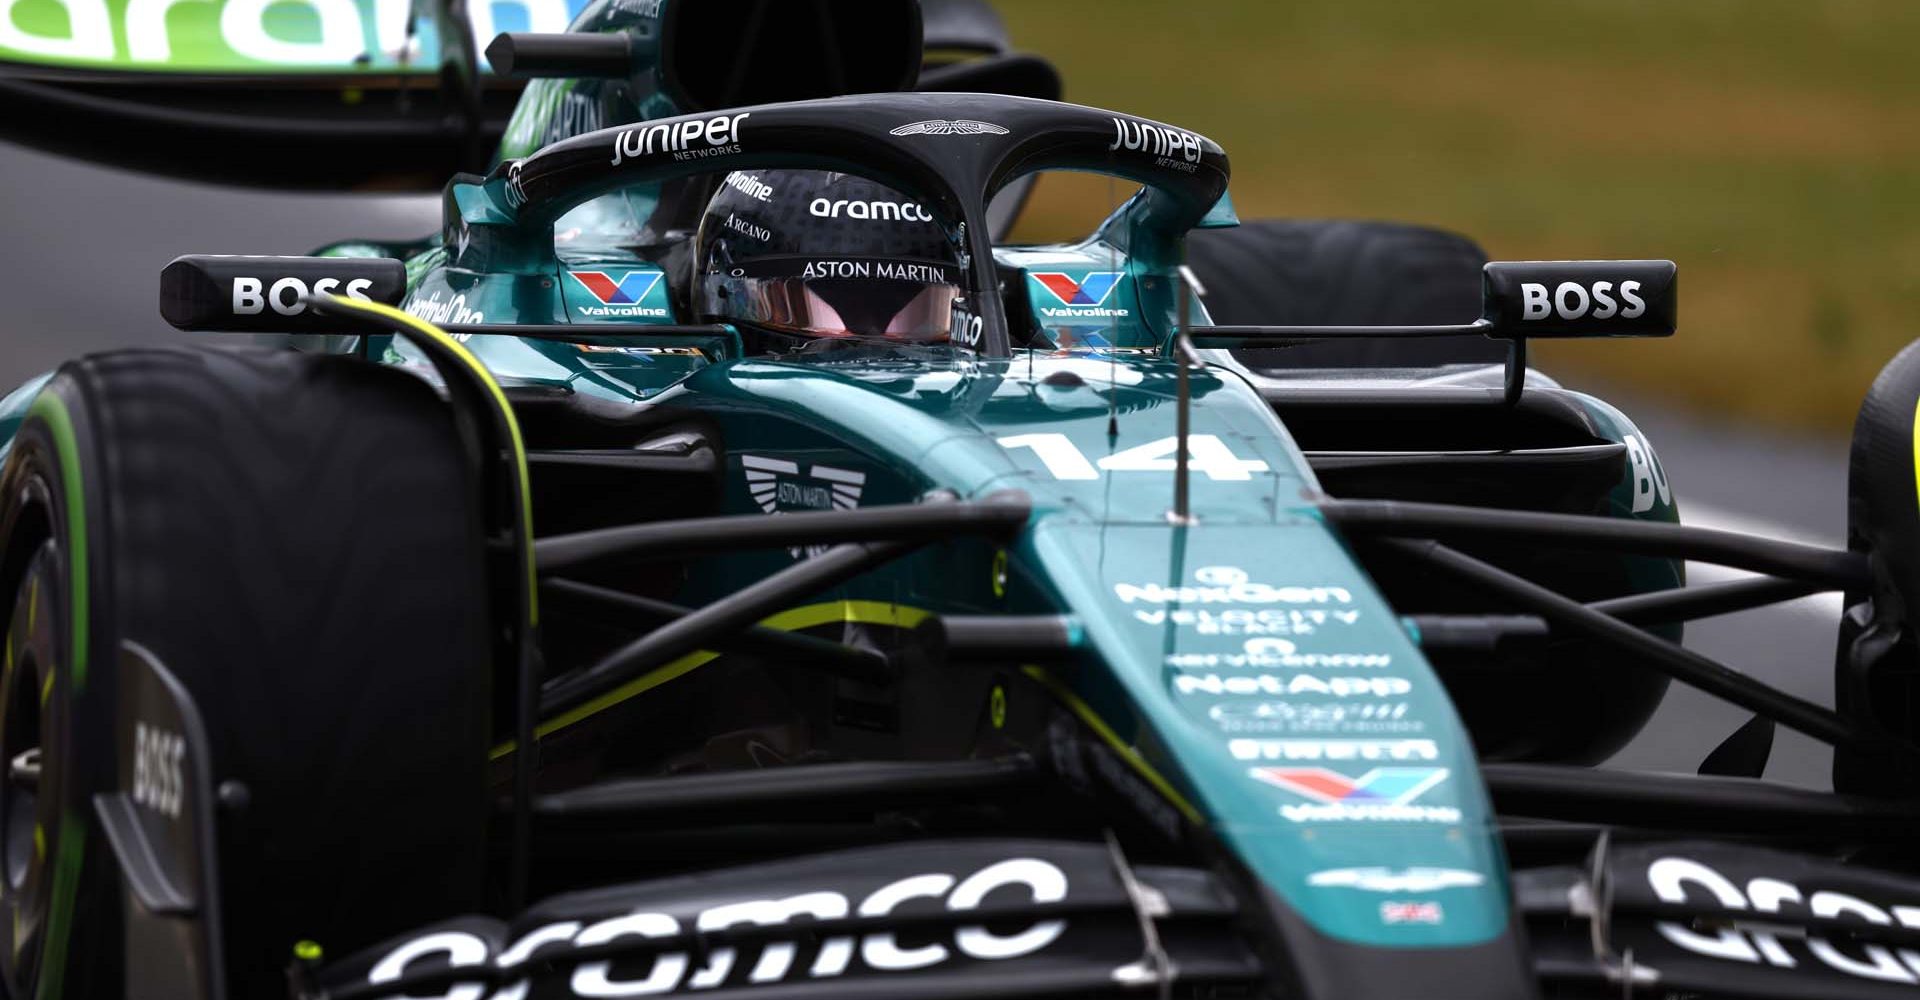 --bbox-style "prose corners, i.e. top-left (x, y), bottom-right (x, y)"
top-left (1028, 271), bottom-right (1128, 320)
